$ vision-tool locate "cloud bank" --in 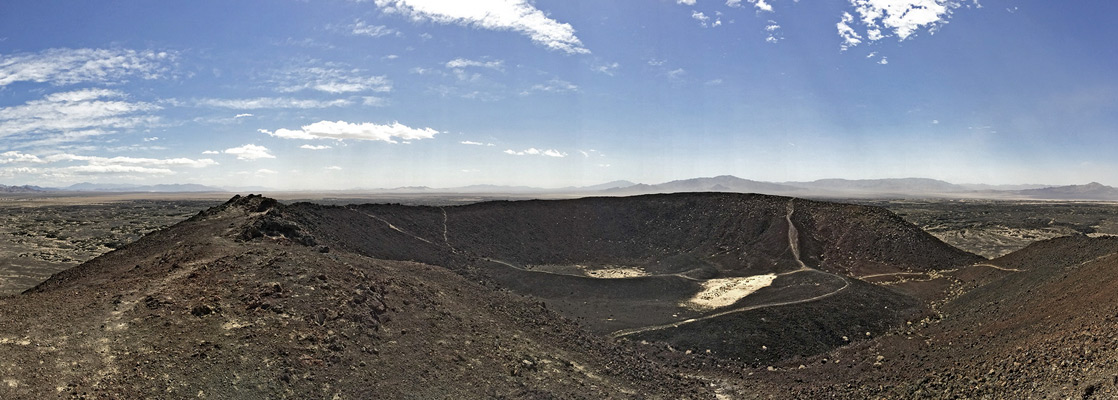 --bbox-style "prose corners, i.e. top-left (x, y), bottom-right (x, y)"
top-left (261, 120), bottom-right (439, 143)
